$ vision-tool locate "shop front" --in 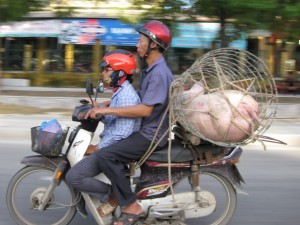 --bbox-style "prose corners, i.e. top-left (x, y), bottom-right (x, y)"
top-left (0, 19), bottom-right (247, 87)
